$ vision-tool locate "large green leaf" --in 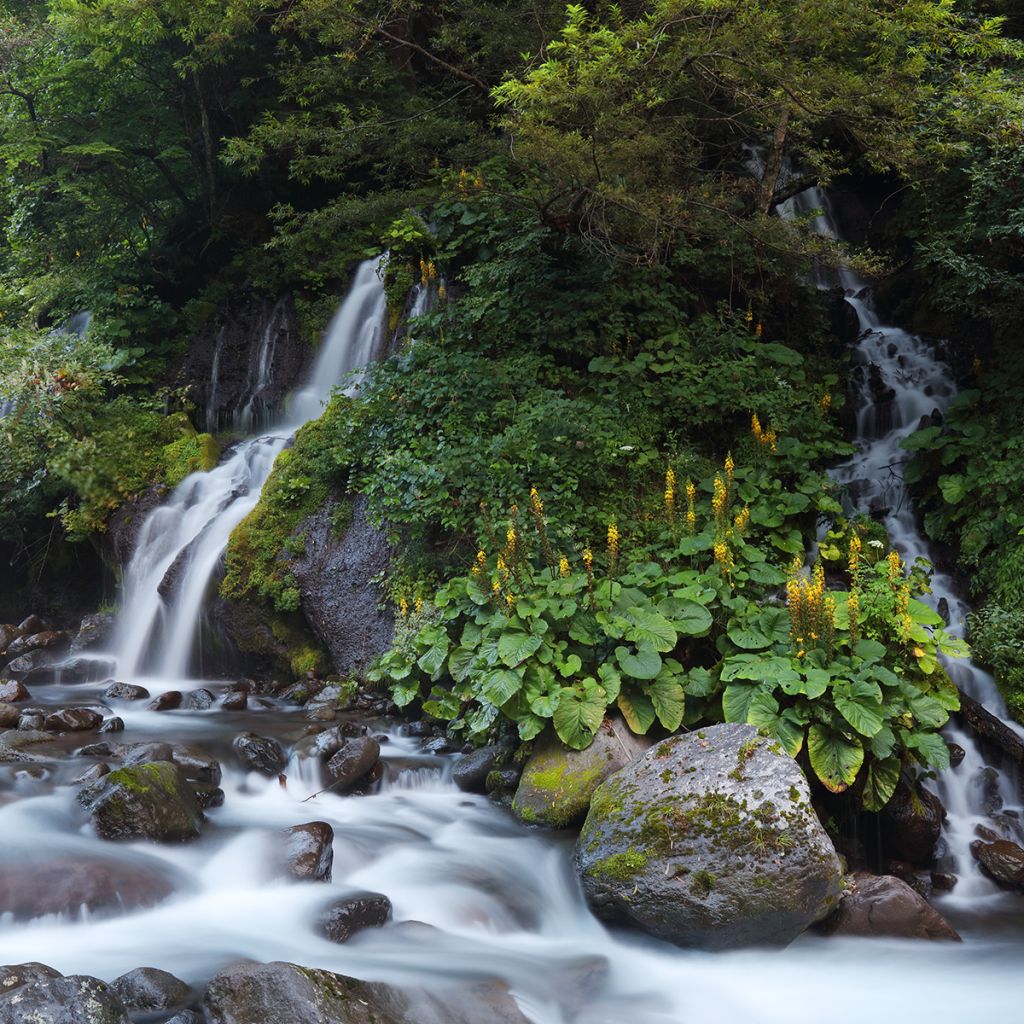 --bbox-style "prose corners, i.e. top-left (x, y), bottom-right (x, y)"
top-left (554, 687), bottom-right (606, 749)
top-left (617, 690), bottom-right (656, 734)
top-left (666, 599), bottom-right (714, 637)
top-left (906, 691), bottom-right (949, 729)
top-left (648, 676), bottom-right (685, 731)
top-left (807, 725), bottom-right (864, 793)
top-left (722, 681), bottom-right (765, 723)
top-left (615, 644), bottom-right (662, 680)
top-left (833, 679), bottom-right (885, 737)
top-left (517, 715), bottom-right (546, 741)
top-left (416, 628), bottom-right (450, 677)
top-left (862, 756), bottom-right (901, 811)
top-left (780, 667), bottom-right (829, 699)
top-left (624, 608), bottom-right (678, 652)
top-left (481, 668), bottom-right (523, 706)
top-left (904, 730), bottom-right (951, 770)
top-left (746, 690), bottom-right (805, 757)
top-left (684, 666), bottom-right (718, 697)
top-left (597, 663), bottom-right (622, 704)
top-left (727, 625), bottom-right (772, 650)
top-left (498, 631), bottom-right (543, 668)
top-left (448, 645), bottom-right (478, 683)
